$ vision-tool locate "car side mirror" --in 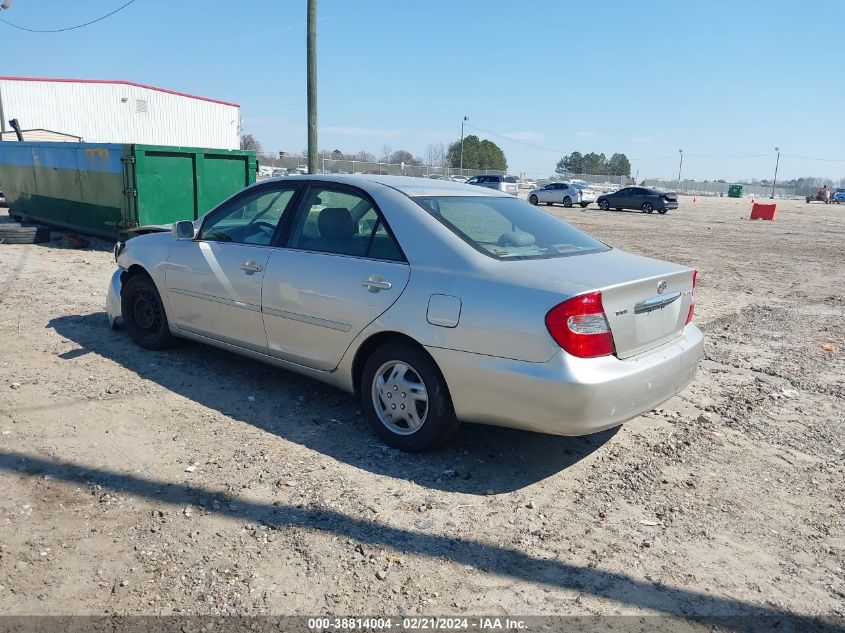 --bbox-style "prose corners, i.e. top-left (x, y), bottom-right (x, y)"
top-left (173, 220), bottom-right (195, 240)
